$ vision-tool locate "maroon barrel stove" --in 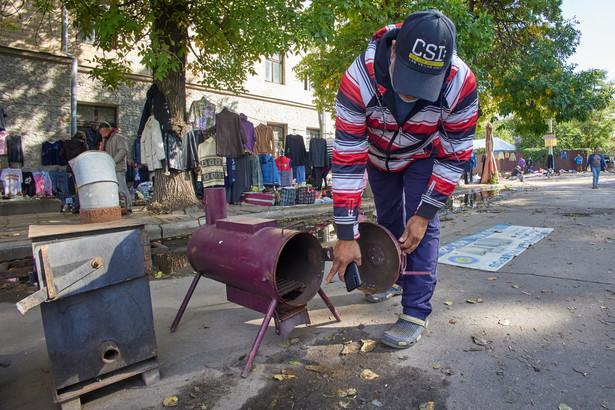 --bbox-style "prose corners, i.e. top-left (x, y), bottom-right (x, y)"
top-left (171, 187), bottom-right (403, 377)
